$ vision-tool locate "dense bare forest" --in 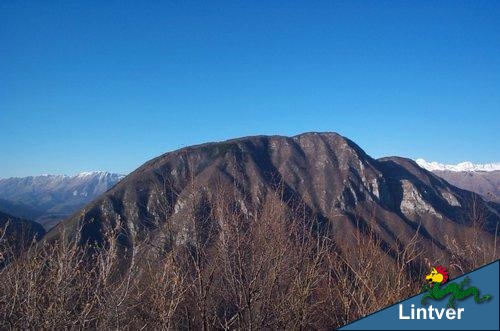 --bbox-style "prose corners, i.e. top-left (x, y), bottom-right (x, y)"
top-left (1, 184), bottom-right (497, 330)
